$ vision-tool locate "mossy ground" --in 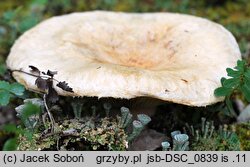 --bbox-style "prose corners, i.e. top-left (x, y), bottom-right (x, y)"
top-left (236, 122), bottom-right (250, 150)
